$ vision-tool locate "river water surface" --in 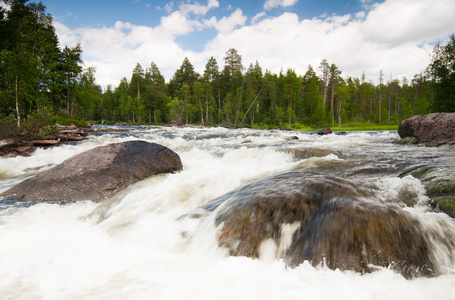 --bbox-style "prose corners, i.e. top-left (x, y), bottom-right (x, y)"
top-left (0, 126), bottom-right (454, 299)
